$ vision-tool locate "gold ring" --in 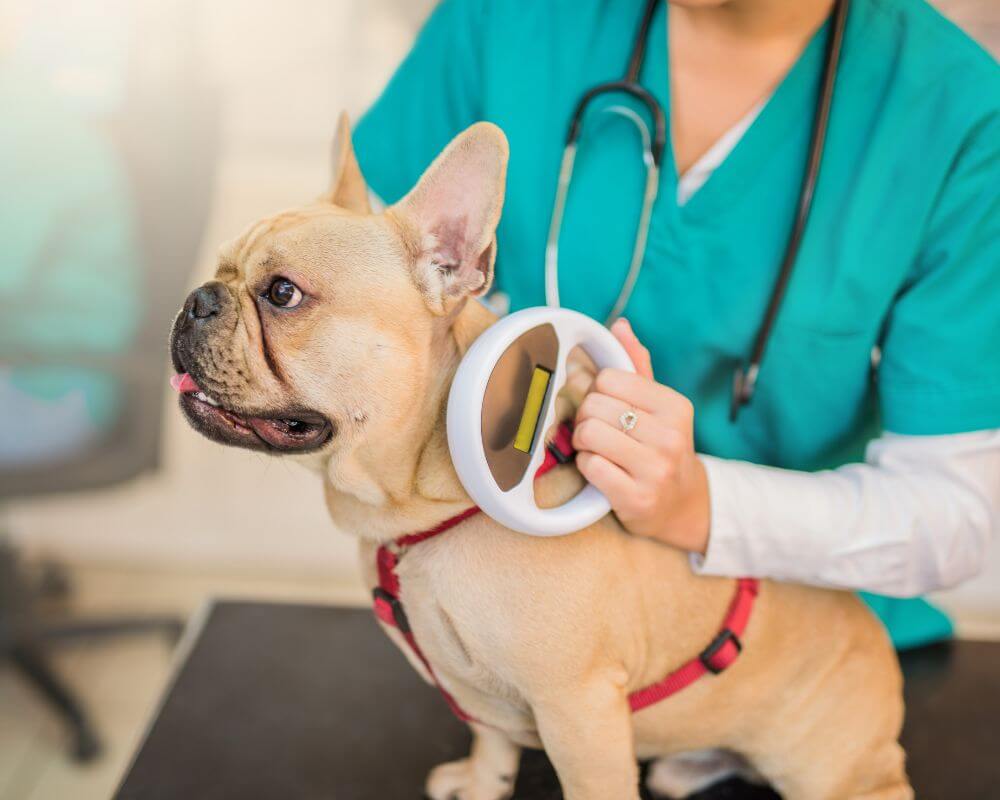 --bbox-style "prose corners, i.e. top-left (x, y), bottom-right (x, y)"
top-left (619, 409), bottom-right (638, 433)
